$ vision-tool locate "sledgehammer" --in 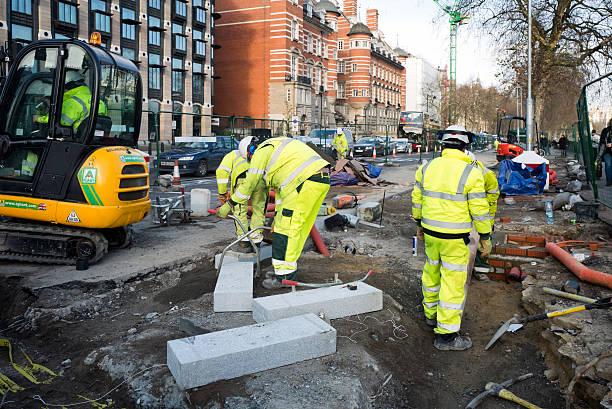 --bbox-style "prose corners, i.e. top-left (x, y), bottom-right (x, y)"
top-left (465, 373), bottom-right (542, 409)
